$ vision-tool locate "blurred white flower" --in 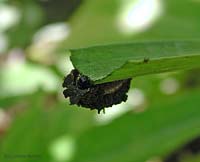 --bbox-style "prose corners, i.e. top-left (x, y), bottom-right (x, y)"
top-left (56, 53), bottom-right (74, 75)
top-left (160, 77), bottom-right (180, 95)
top-left (28, 23), bottom-right (70, 64)
top-left (0, 4), bottom-right (21, 32)
top-left (127, 88), bottom-right (145, 107)
top-left (33, 23), bottom-right (70, 45)
top-left (49, 135), bottom-right (76, 162)
top-left (0, 51), bottom-right (60, 97)
top-left (117, 0), bottom-right (163, 34)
